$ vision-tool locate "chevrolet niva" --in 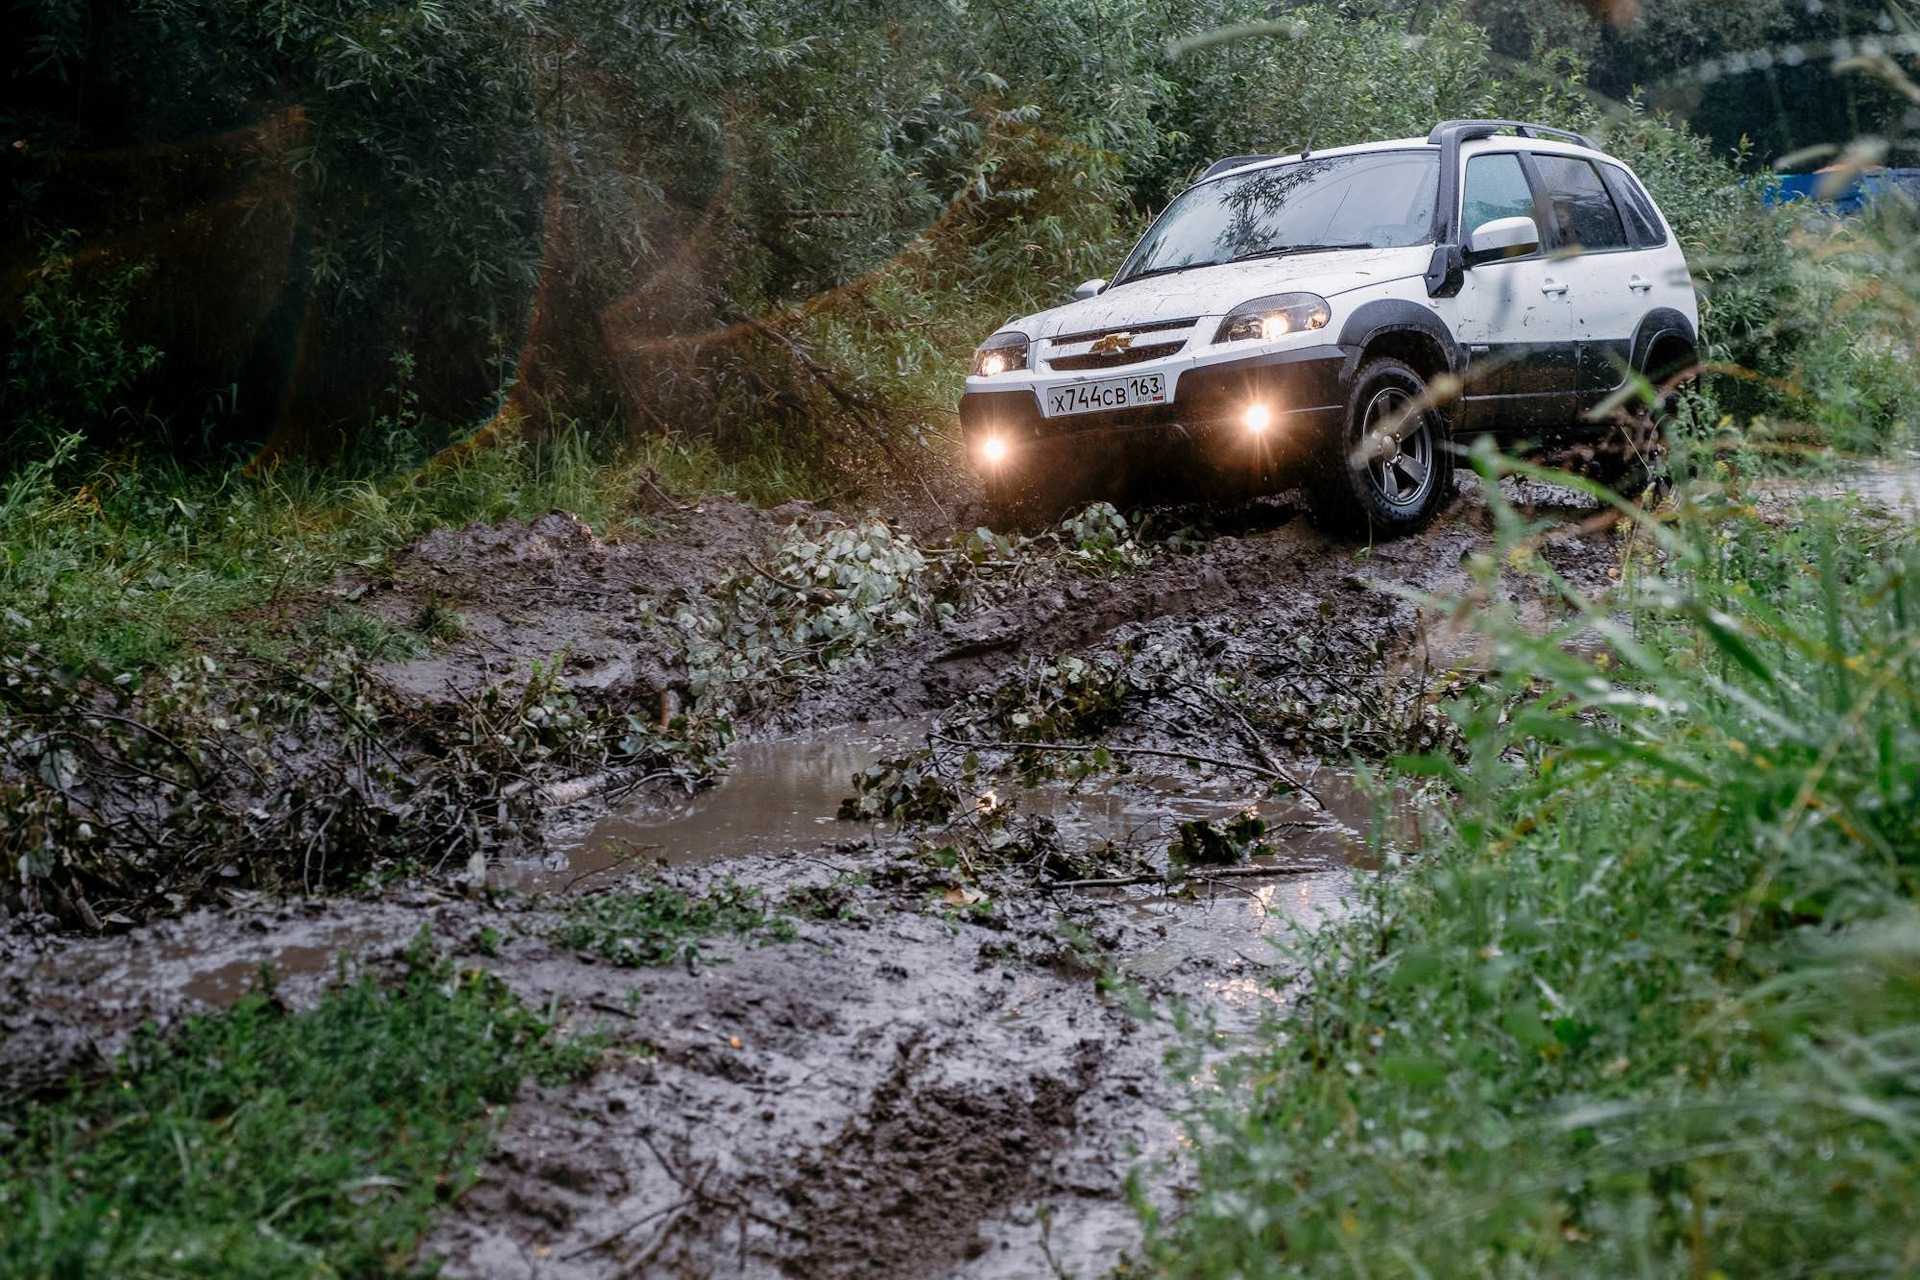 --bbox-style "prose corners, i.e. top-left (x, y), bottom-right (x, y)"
top-left (959, 119), bottom-right (1699, 536)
